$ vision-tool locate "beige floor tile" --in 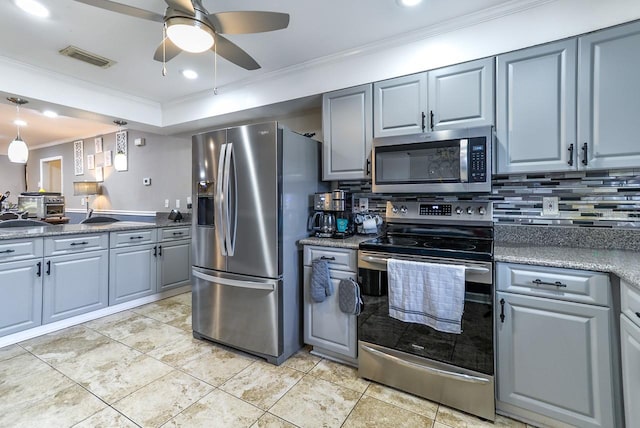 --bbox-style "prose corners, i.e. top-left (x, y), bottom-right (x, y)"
top-left (132, 299), bottom-right (191, 326)
top-left (364, 383), bottom-right (439, 420)
top-left (0, 384), bottom-right (106, 428)
top-left (147, 331), bottom-right (212, 367)
top-left (0, 352), bottom-right (75, 412)
top-left (20, 325), bottom-right (111, 364)
top-left (436, 405), bottom-right (502, 428)
top-left (79, 351), bottom-right (174, 403)
top-left (251, 412), bottom-right (297, 428)
top-left (221, 360), bottom-right (305, 410)
top-left (0, 343), bottom-right (26, 362)
top-left (164, 389), bottom-right (264, 428)
top-left (343, 395), bottom-right (434, 428)
top-left (73, 406), bottom-right (139, 428)
top-left (179, 345), bottom-right (256, 387)
top-left (269, 375), bottom-right (361, 428)
top-left (95, 314), bottom-right (187, 353)
top-left (83, 310), bottom-right (140, 333)
top-left (161, 292), bottom-right (192, 307)
top-left (281, 346), bottom-right (321, 373)
top-left (308, 359), bottom-right (369, 393)
top-left (113, 370), bottom-right (214, 428)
